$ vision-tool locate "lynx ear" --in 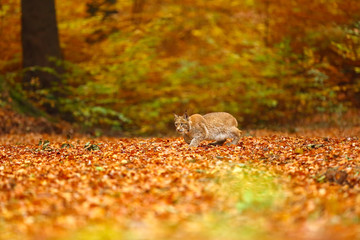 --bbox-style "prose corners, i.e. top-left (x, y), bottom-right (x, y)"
top-left (174, 113), bottom-right (179, 119)
top-left (183, 111), bottom-right (189, 120)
